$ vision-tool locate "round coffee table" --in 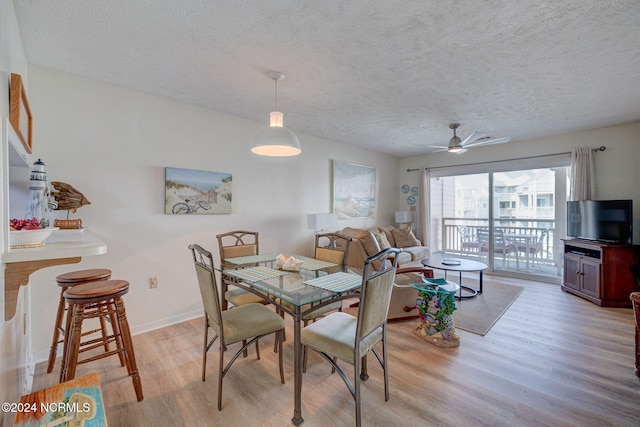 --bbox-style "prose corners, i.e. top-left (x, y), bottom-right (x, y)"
top-left (421, 256), bottom-right (488, 299)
